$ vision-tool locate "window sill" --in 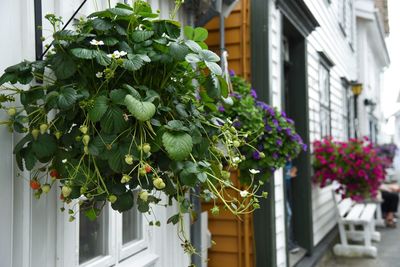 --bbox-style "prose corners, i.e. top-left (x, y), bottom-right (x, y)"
top-left (118, 251), bottom-right (159, 267)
